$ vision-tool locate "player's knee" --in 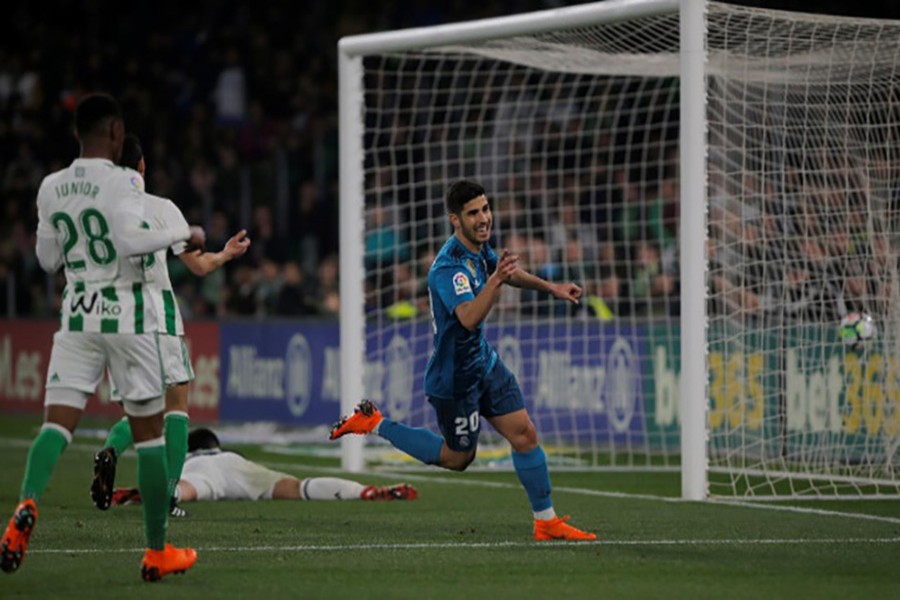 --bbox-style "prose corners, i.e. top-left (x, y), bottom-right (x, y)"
top-left (164, 383), bottom-right (190, 413)
top-left (523, 423), bottom-right (538, 446)
top-left (510, 422), bottom-right (538, 452)
top-left (445, 458), bottom-right (471, 472)
top-left (271, 476), bottom-right (301, 500)
top-left (442, 450), bottom-right (476, 471)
